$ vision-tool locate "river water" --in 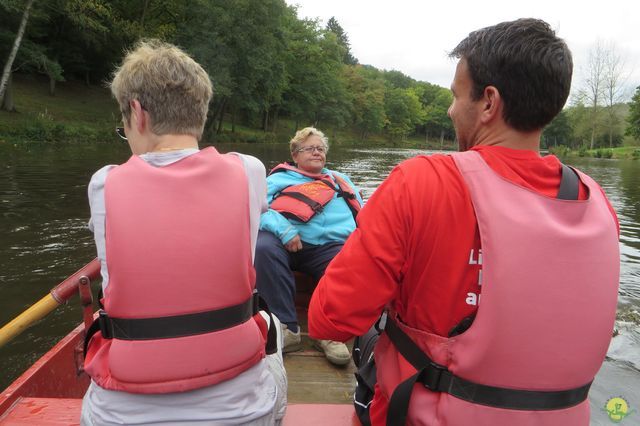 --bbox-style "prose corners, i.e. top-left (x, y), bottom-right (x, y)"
top-left (0, 142), bottom-right (638, 423)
